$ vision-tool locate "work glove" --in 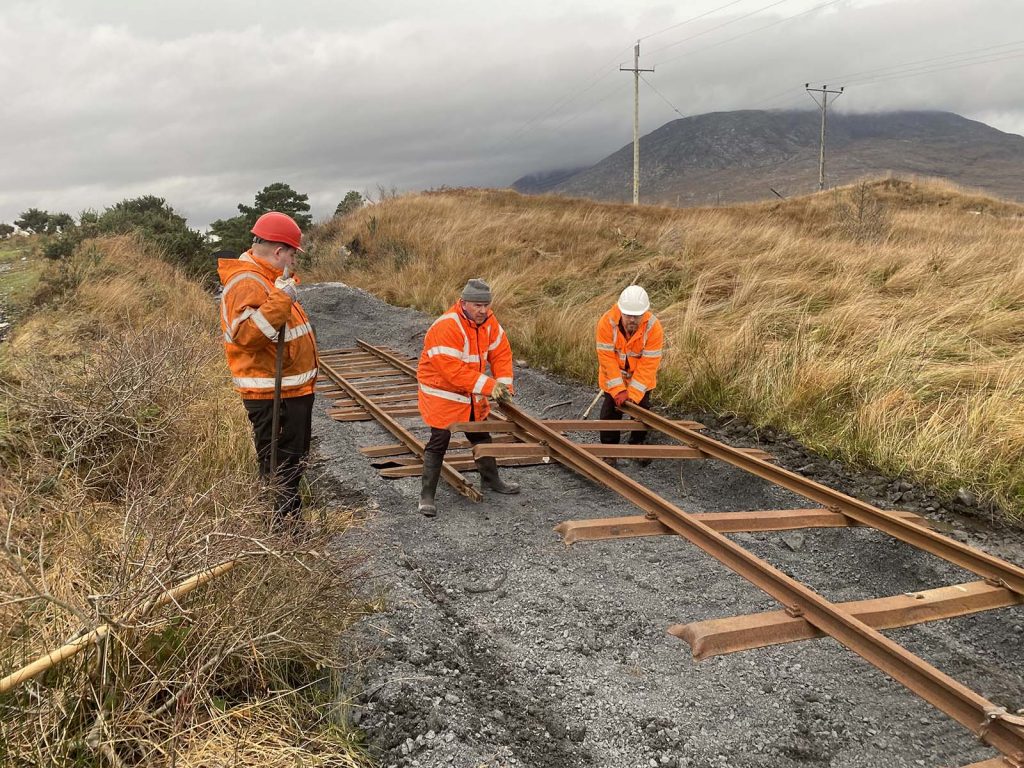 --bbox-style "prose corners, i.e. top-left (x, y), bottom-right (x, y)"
top-left (613, 390), bottom-right (628, 408)
top-left (491, 381), bottom-right (512, 404)
top-left (274, 276), bottom-right (299, 301)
